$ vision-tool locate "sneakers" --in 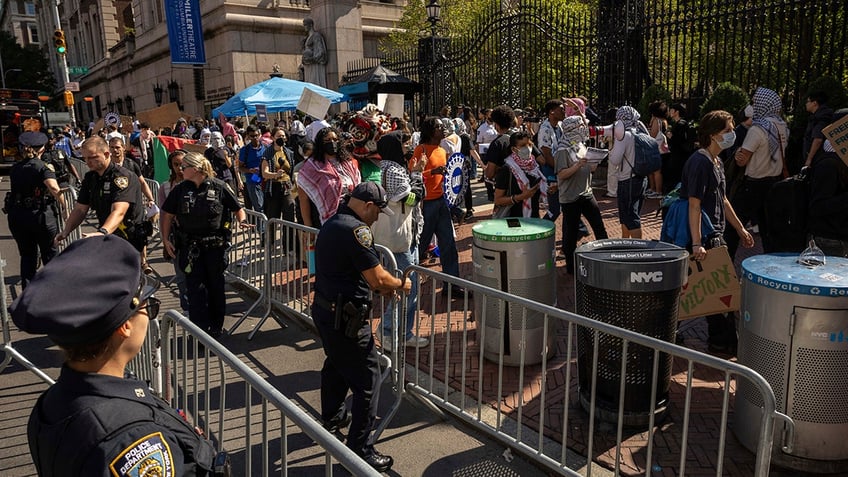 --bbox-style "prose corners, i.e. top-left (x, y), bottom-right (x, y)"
top-left (604, 191), bottom-right (617, 198)
top-left (381, 335), bottom-right (430, 350)
top-left (464, 209), bottom-right (474, 221)
top-left (645, 190), bottom-right (663, 199)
